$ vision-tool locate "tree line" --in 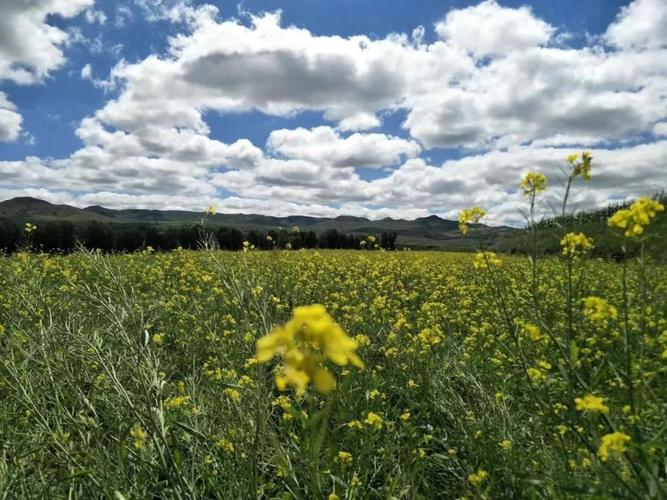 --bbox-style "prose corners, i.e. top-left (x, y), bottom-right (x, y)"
top-left (0, 219), bottom-right (398, 253)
